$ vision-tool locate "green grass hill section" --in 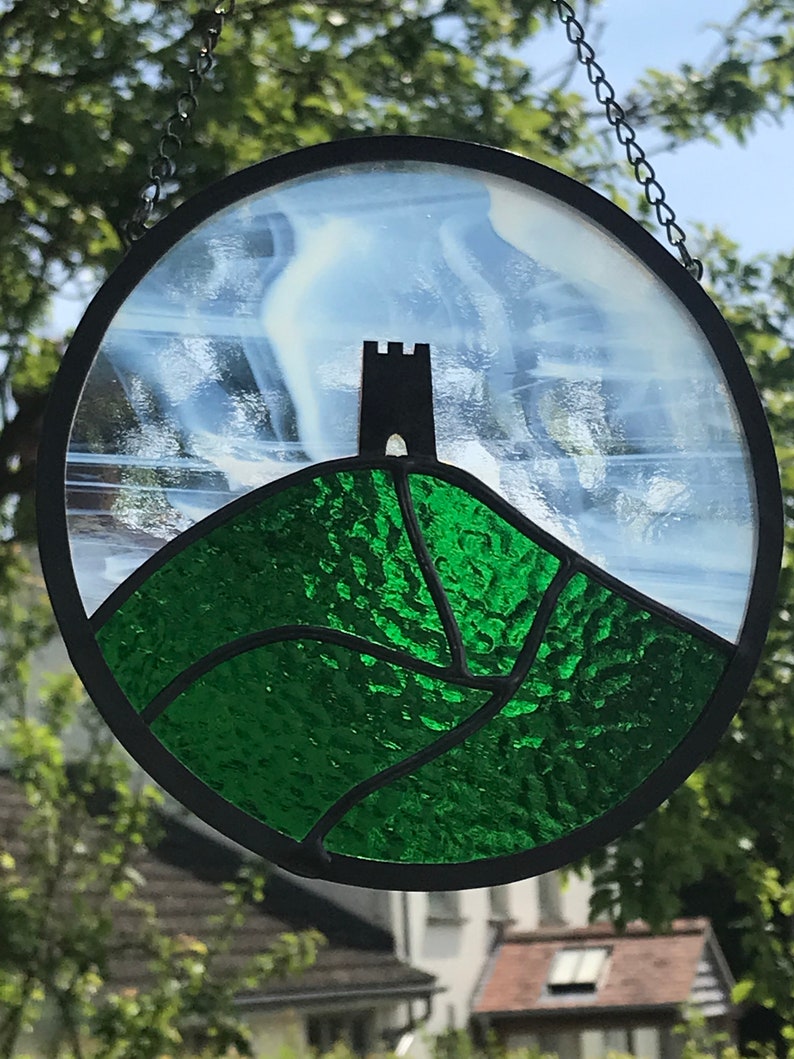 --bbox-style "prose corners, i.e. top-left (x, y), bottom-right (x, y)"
top-left (97, 469), bottom-right (451, 712)
top-left (408, 474), bottom-right (561, 675)
top-left (150, 640), bottom-right (492, 841)
top-left (324, 572), bottom-right (729, 864)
